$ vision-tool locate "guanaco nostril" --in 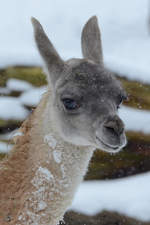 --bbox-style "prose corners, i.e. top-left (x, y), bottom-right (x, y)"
top-left (119, 127), bottom-right (124, 135)
top-left (104, 125), bottom-right (124, 136)
top-left (105, 126), bottom-right (115, 134)
top-left (104, 115), bottom-right (125, 136)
